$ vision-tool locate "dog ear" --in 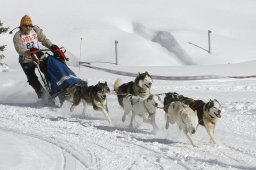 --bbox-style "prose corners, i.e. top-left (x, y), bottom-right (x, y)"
top-left (105, 81), bottom-right (107, 85)
top-left (205, 102), bottom-right (209, 112)
top-left (206, 100), bottom-right (213, 112)
top-left (214, 99), bottom-right (219, 104)
top-left (95, 81), bottom-right (100, 87)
